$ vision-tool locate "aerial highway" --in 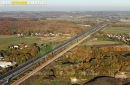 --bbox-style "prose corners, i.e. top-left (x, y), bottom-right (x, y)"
top-left (0, 22), bottom-right (107, 85)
